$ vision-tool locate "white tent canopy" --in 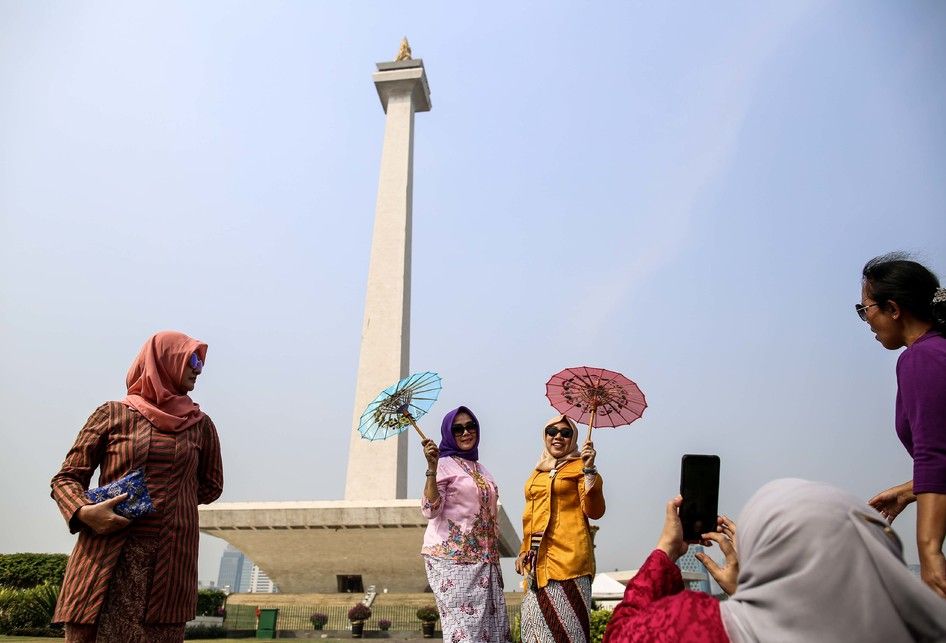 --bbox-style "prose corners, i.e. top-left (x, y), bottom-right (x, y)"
top-left (591, 572), bottom-right (631, 599)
